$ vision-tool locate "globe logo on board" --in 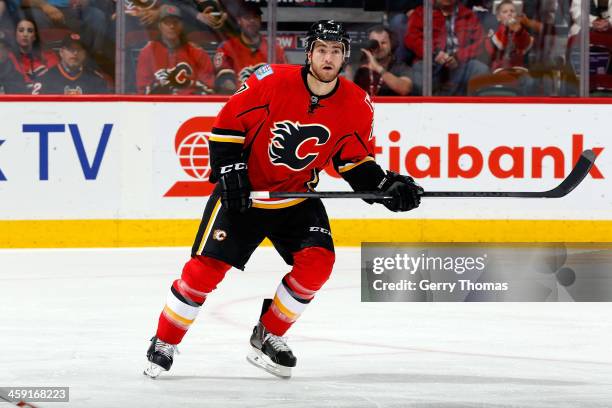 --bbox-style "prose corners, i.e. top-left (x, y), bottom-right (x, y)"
top-left (177, 131), bottom-right (210, 180)
top-left (164, 116), bottom-right (216, 197)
